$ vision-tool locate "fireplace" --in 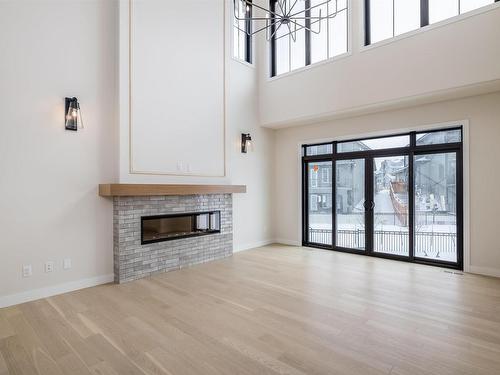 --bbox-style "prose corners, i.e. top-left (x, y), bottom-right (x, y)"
top-left (141, 211), bottom-right (221, 245)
